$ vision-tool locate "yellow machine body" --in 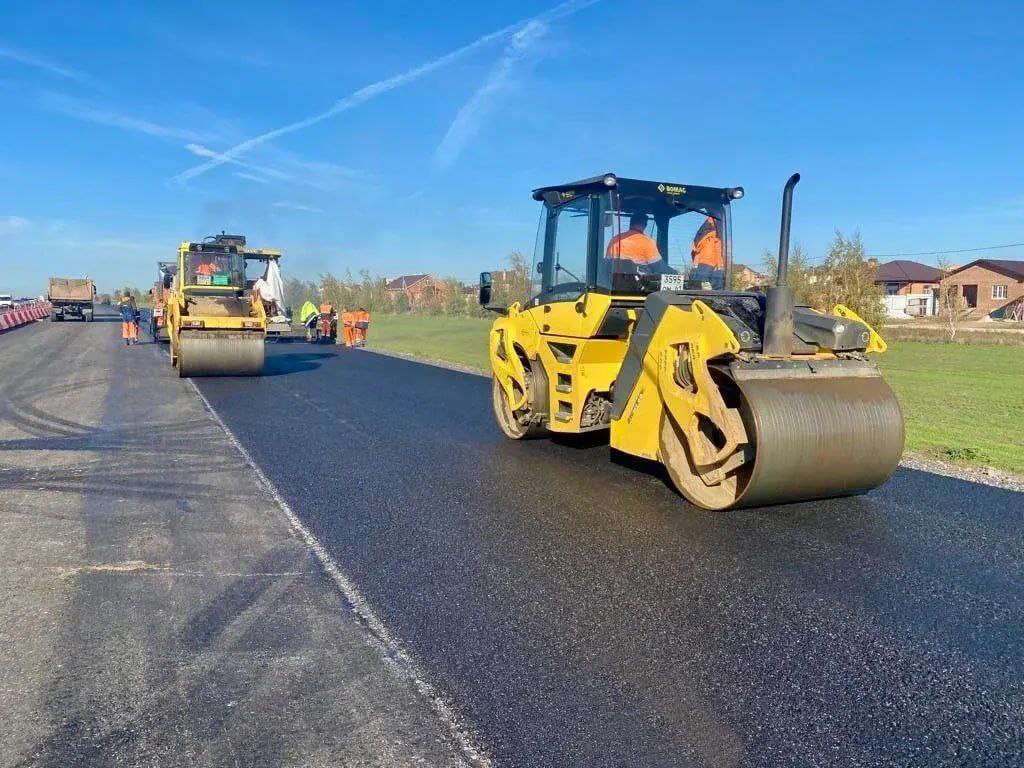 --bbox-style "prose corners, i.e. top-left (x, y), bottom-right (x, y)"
top-left (166, 237), bottom-right (267, 377)
top-left (484, 173), bottom-right (904, 510)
